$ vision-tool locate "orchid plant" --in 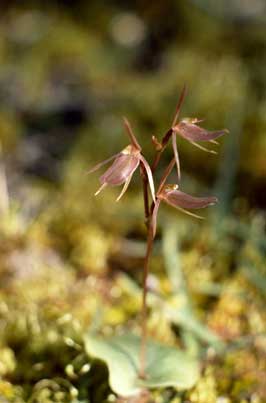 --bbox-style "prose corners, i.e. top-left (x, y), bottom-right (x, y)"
top-left (88, 86), bottom-right (228, 380)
